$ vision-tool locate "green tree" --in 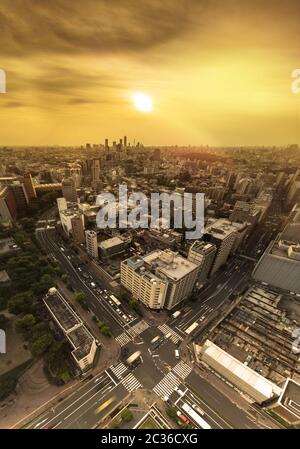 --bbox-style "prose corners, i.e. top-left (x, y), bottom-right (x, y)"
top-left (8, 291), bottom-right (36, 315)
top-left (14, 314), bottom-right (36, 335)
top-left (30, 333), bottom-right (53, 358)
top-left (121, 408), bottom-right (133, 423)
